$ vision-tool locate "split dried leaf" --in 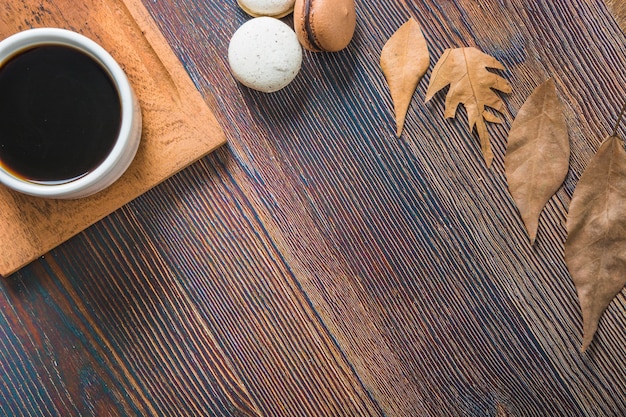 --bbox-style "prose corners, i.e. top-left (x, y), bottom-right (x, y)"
top-left (565, 133), bottom-right (626, 352)
top-left (380, 18), bottom-right (429, 137)
top-left (505, 79), bottom-right (569, 244)
top-left (425, 47), bottom-right (512, 167)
